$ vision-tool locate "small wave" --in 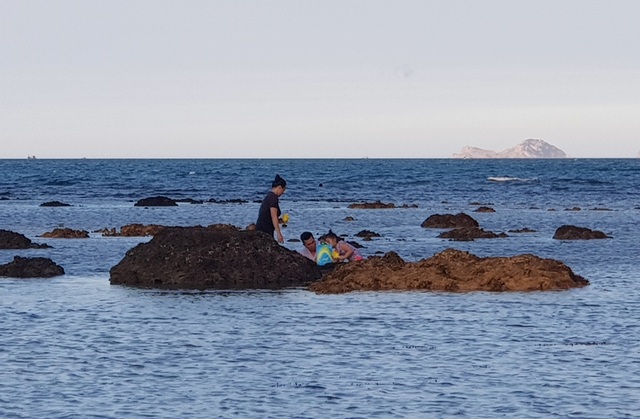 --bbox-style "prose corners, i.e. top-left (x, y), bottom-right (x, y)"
top-left (487, 176), bottom-right (532, 182)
